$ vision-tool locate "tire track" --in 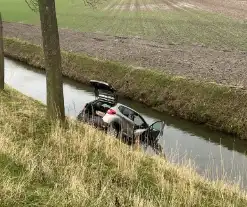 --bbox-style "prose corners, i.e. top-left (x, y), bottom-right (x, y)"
top-left (150, 0), bottom-right (181, 42)
top-left (103, 0), bottom-right (120, 11)
top-left (165, 0), bottom-right (241, 48)
top-left (103, 0), bottom-right (126, 35)
top-left (110, 0), bottom-right (130, 35)
top-left (135, 0), bottom-right (146, 36)
top-left (153, 0), bottom-right (232, 47)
